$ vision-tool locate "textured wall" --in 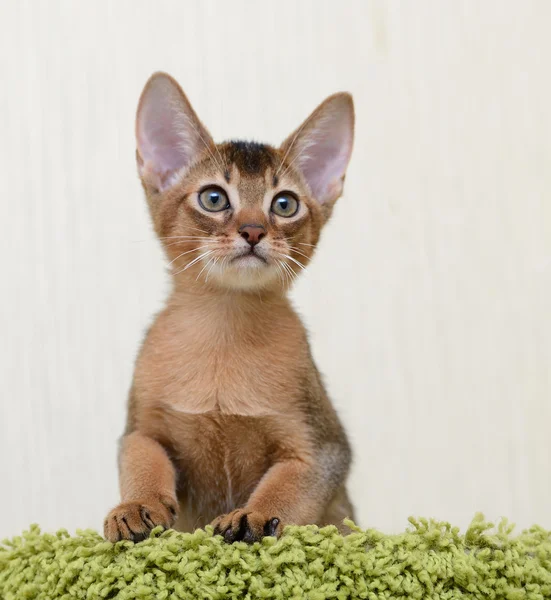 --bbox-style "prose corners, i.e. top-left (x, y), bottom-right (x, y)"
top-left (1, 1), bottom-right (550, 538)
